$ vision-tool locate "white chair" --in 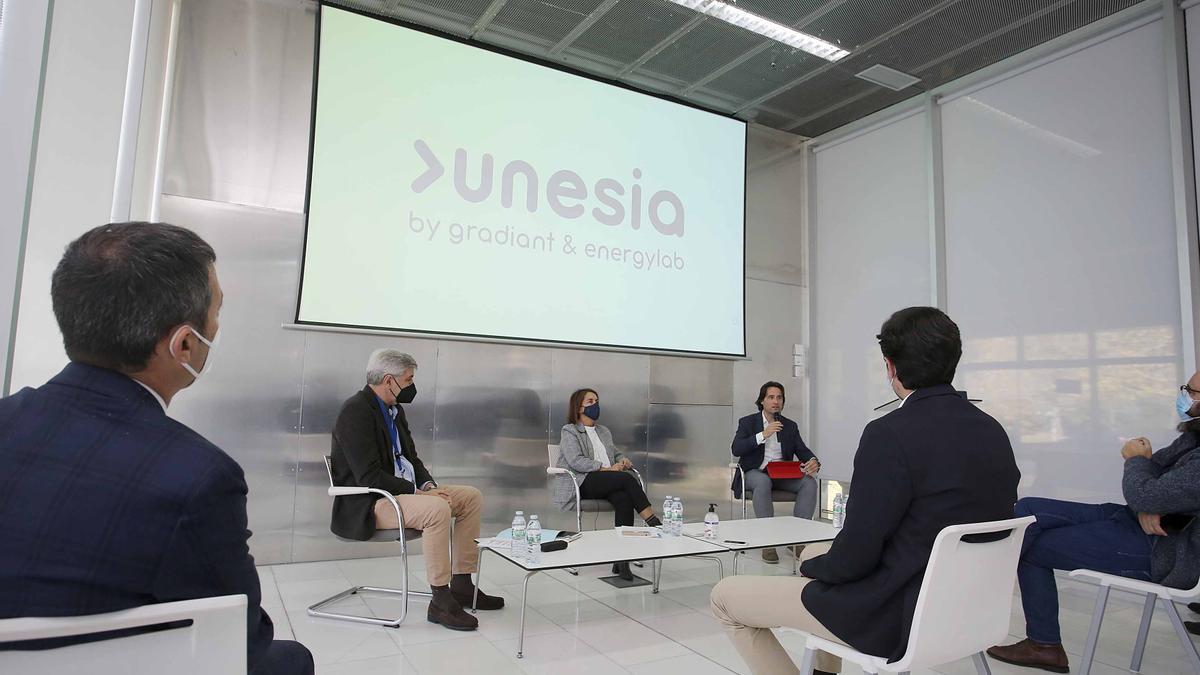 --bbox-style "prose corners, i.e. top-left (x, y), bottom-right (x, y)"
top-left (792, 516), bottom-right (1035, 674)
top-left (728, 461), bottom-right (802, 520)
top-left (0, 594), bottom-right (248, 674)
top-left (1069, 568), bottom-right (1200, 674)
top-left (307, 455), bottom-right (432, 627)
top-left (548, 443), bottom-right (644, 533)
